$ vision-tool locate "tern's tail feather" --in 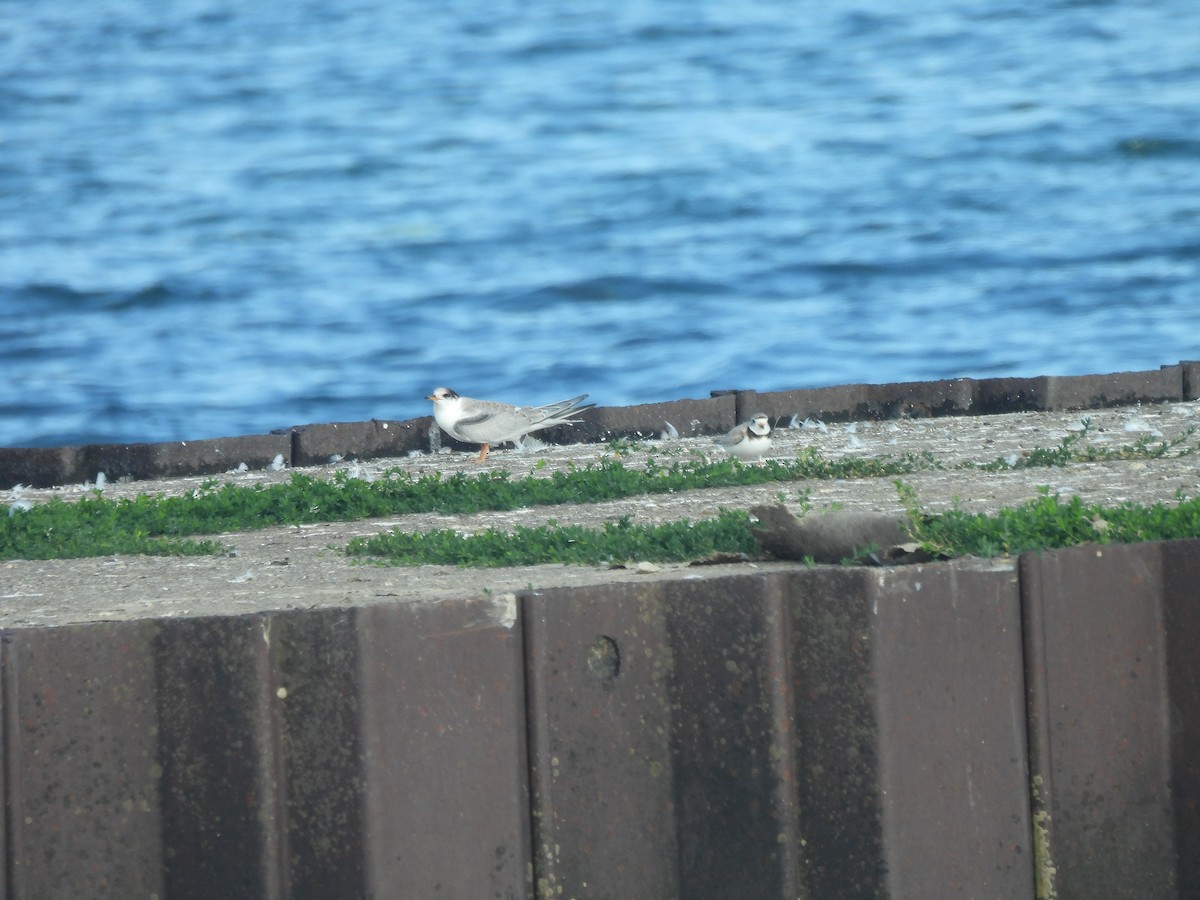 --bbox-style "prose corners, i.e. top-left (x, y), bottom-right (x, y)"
top-left (537, 394), bottom-right (593, 418)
